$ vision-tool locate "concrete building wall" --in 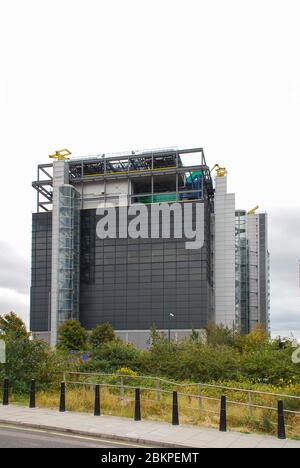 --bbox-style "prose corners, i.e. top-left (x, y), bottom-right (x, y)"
top-left (247, 212), bottom-right (270, 332)
top-left (247, 213), bottom-right (259, 329)
top-left (33, 329), bottom-right (205, 349)
top-left (214, 176), bottom-right (236, 327)
top-left (258, 213), bottom-right (269, 330)
top-left (115, 329), bottom-right (206, 349)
